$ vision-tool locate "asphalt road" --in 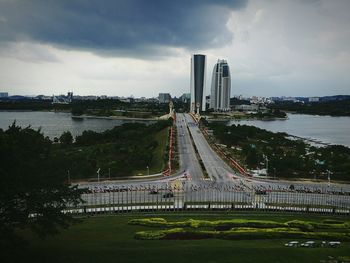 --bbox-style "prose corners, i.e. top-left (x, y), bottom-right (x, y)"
top-left (176, 113), bottom-right (204, 181)
top-left (184, 113), bottom-right (237, 182)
